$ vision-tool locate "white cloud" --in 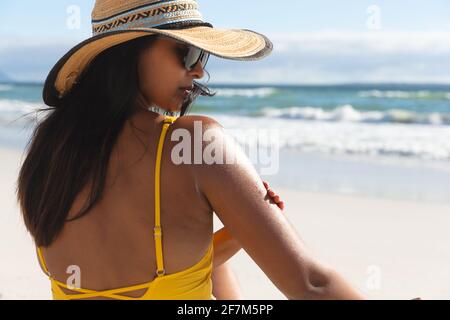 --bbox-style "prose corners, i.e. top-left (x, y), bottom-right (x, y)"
top-left (267, 31), bottom-right (450, 54)
top-left (0, 36), bottom-right (83, 82)
top-left (1, 32), bottom-right (450, 84)
top-left (208, 30), bottom-right (450, 84)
